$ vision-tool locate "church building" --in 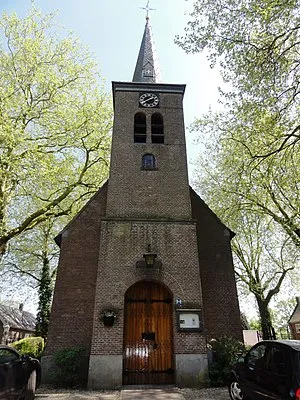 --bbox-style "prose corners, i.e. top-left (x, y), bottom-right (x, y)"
top-left (43, 16), bottom-right (242, 389)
